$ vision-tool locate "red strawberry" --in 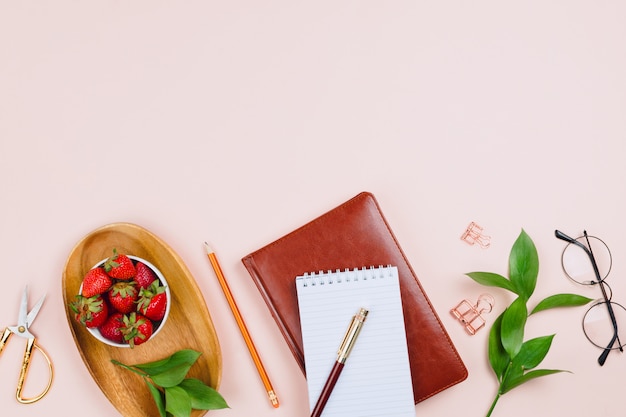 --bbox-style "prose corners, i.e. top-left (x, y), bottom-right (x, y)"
top-left (137, 281), bottom-right (168, 321)
top-left (70, 295), bottom-right (109, 328)
top-left (135, 261), bottom-right (157, 289)
top-left (81, 267), bottom-right (113, 297)
top-left (108, 281), bottom-right (139, 313)
top-left (99, 312), bottom-right (125, 344)
top-left (122, 313), bottom-right (153, 348)
top-left (104, 248), bottom-right (136, 280)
